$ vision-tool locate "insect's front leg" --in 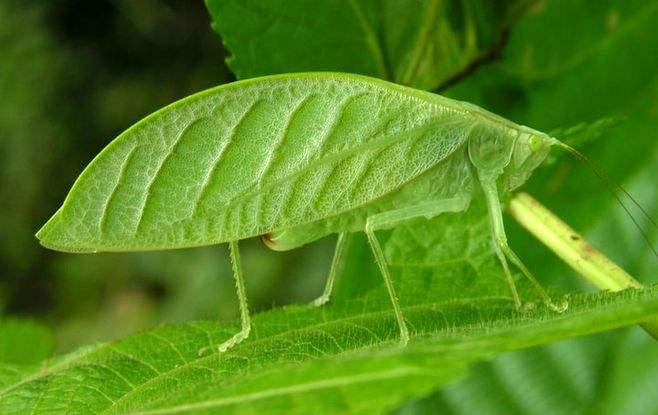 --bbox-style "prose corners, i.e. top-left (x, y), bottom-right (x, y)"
top-left (478, 174), bottom-right (568, 312)
top-left (198, 240), bottom-right (251, 355)
top-left (364, 197), bottom-right (471, 347)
